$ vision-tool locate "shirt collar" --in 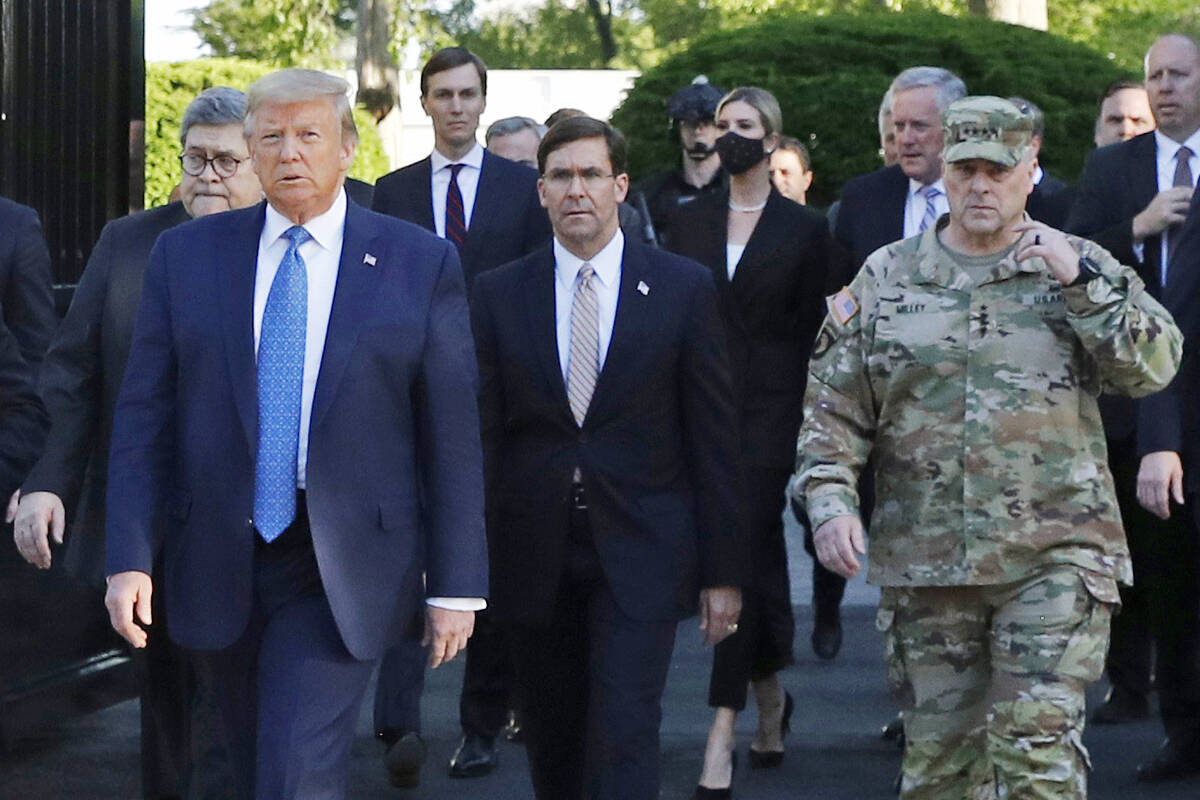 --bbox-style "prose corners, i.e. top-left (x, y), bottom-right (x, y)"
top-left (263, 188), bottom-right (346, 254)
top-left (432, 141), bottom-right (484, 173)
top-left (908, 177), bottom-right (946, 198)
top-left (1155, 128), bottom-right (1200, 163)
top-left (554, 228), bottom-right (624, 291)
top-left (1033, 165), bottom-right (1045, 185)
